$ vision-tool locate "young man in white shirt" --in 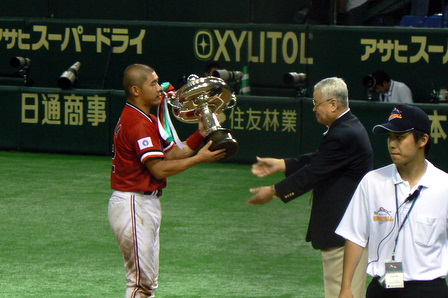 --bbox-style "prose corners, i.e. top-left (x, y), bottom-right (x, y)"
top-left (336, 104), bottom-right (448, 298)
